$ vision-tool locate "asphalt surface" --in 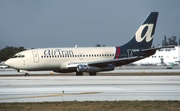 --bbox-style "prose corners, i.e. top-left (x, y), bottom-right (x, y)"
top-left (0, 76), bottom-right (180, 103)
top-left (0, 66), bottom-right (180, 103)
